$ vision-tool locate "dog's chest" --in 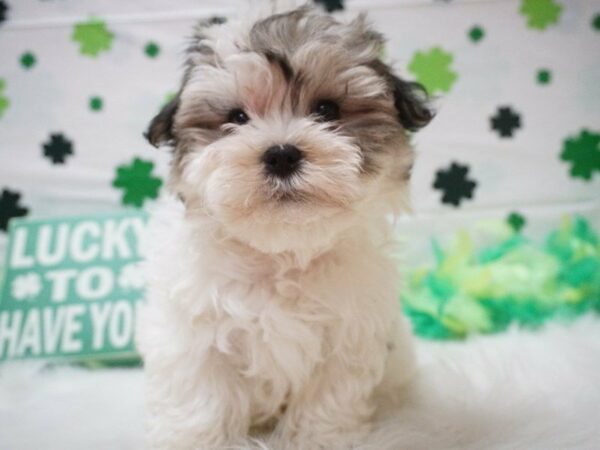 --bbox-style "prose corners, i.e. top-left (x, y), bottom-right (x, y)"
top-left (212, 265), bottom-right (329, 379)
top-left (179, 237), bottom-right (399, 424)
top-left (207, 245), bottom-right (397, 394)
top-left (203, 265), bottom-right (335, 421)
